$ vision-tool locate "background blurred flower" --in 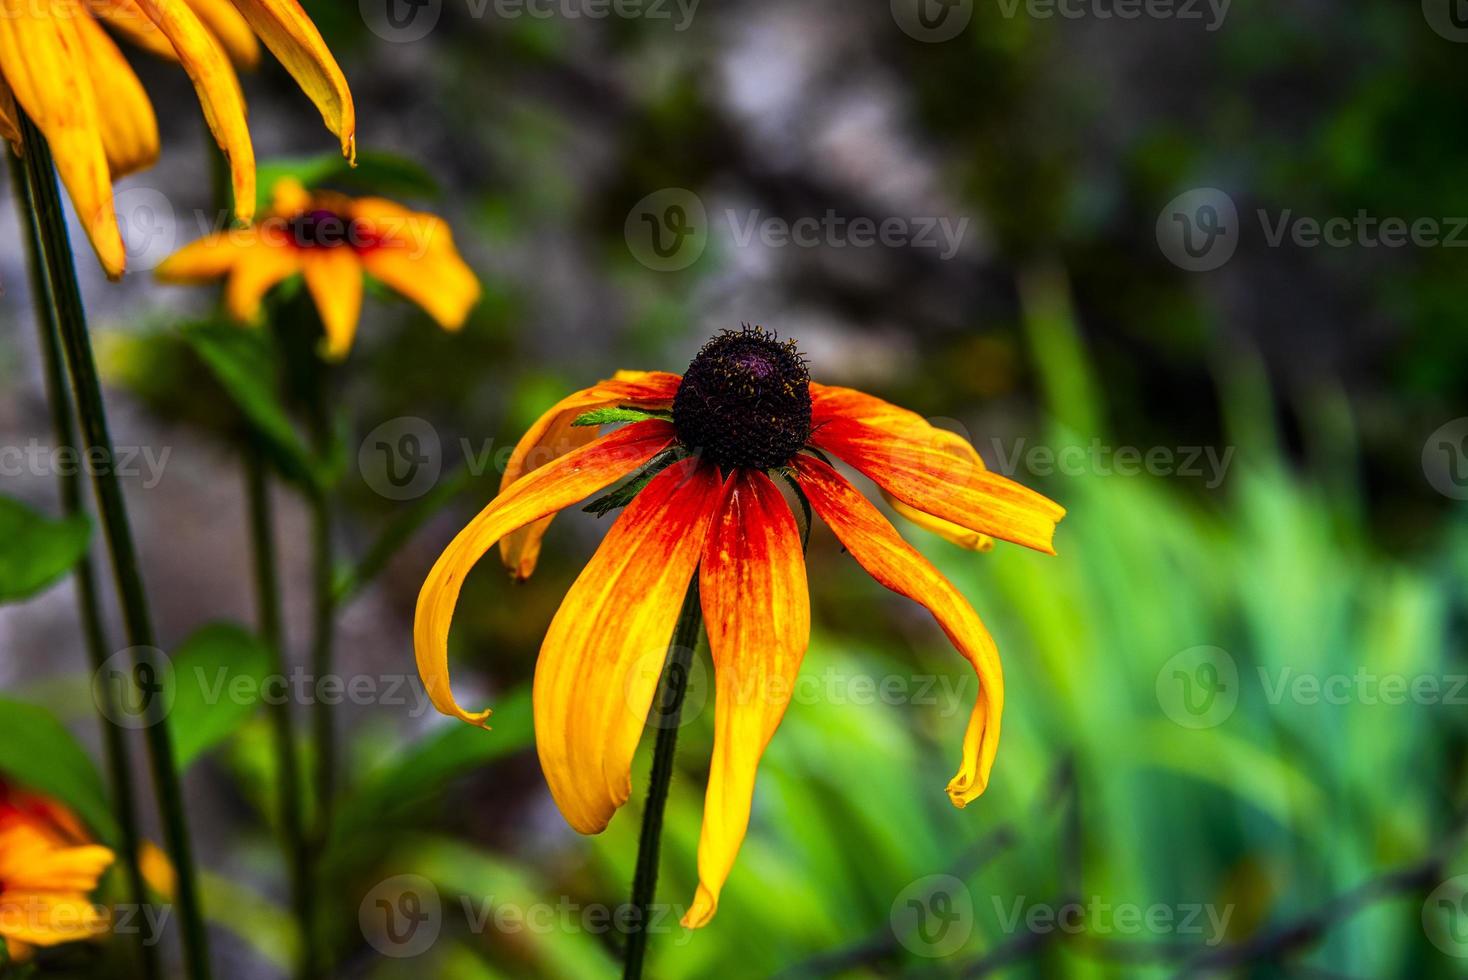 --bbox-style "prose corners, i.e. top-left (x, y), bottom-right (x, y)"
top-left (156, 175), bottom-right (480, 358)
top-left (0, 0), bottom-right (353, 278)
top-left (0, 781), bottom-right (115, 961)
